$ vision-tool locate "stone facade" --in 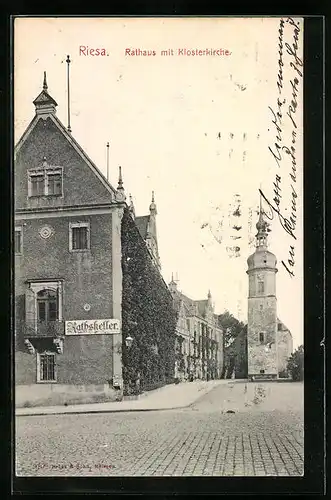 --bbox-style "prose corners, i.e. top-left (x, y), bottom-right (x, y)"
top-left (277, 321), bottom-right (293, 375)
top-left (169, 281), bottom-right (223, 381)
